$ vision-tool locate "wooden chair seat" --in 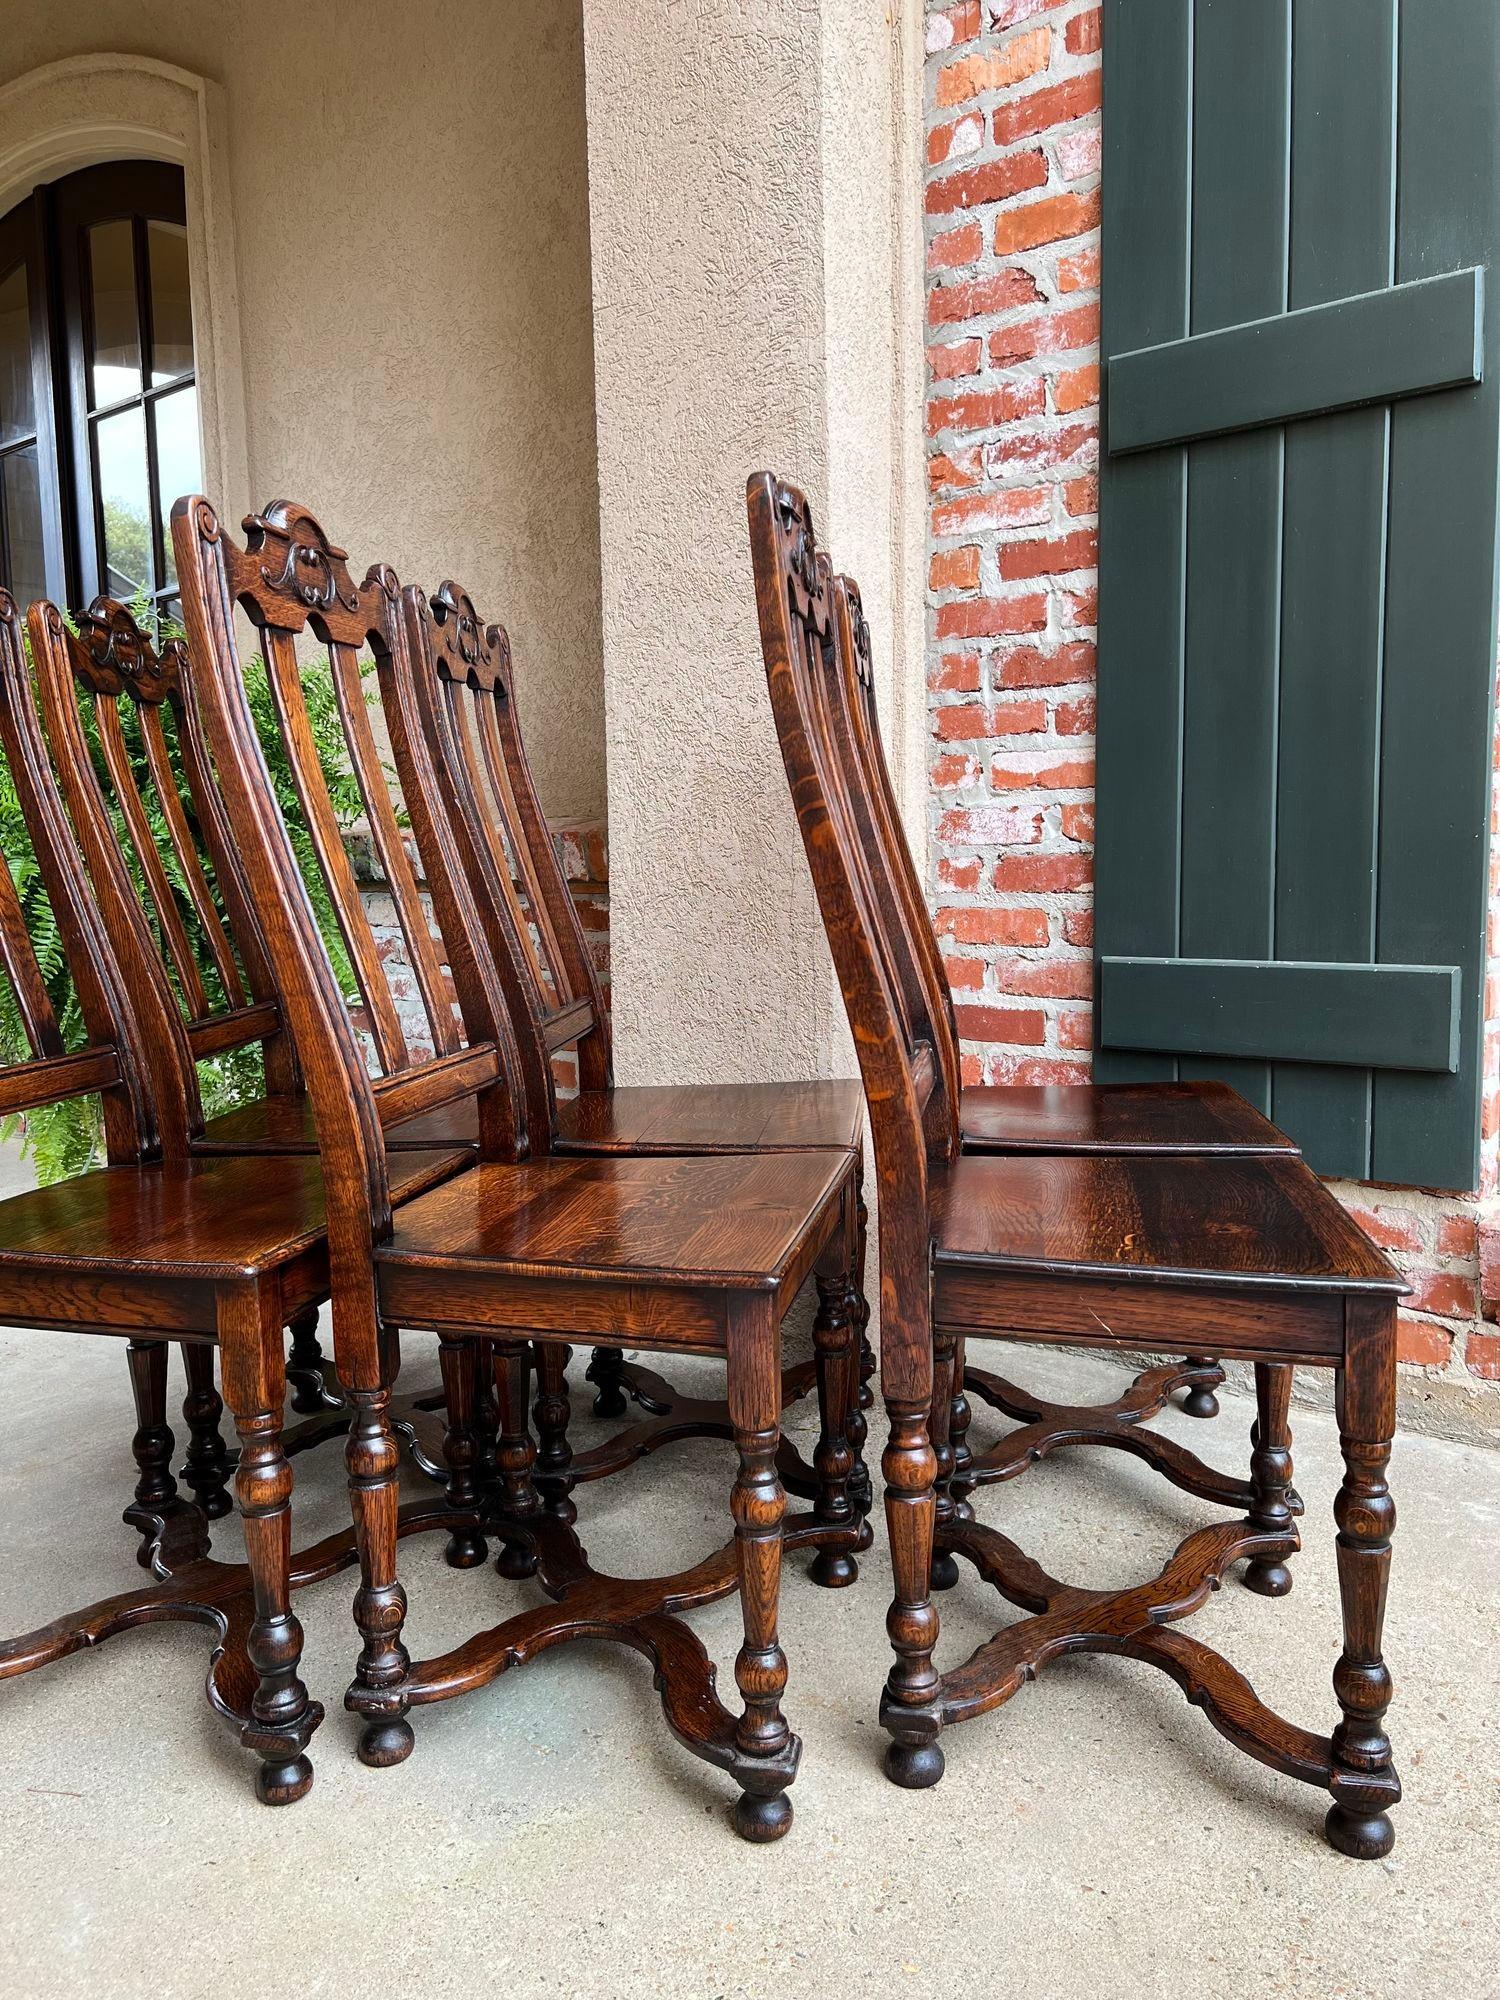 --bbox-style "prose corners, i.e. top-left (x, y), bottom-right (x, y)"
top-left (200, 1078), bottom-right (866, 1161)
top-left (929, 1151), bottom-right (1392, 1292)
top-left (379, 1150), bottom-right (850, 1295)
top-left (199, 1095), bottom-right (475, 1154)
top-left (554, 1080), bottom-right (865, 1156)
top-left (958, 1080), bottom-right (1297, 1157)
top-left (0, 1148), bottom-right (470, 1287)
